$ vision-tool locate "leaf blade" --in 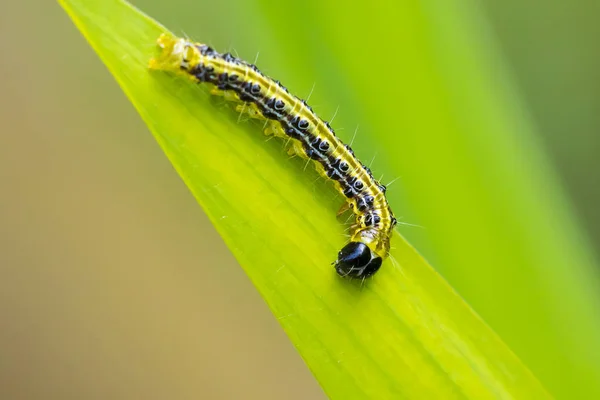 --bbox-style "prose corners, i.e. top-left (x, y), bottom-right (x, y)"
top-left (58, 0), bottom-right (551, 398)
